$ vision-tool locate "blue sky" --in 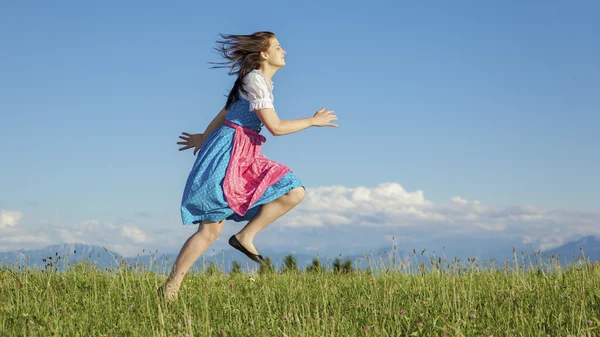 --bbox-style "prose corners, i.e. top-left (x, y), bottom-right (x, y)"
top-left (1, 1), bottom-right (599, 257)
